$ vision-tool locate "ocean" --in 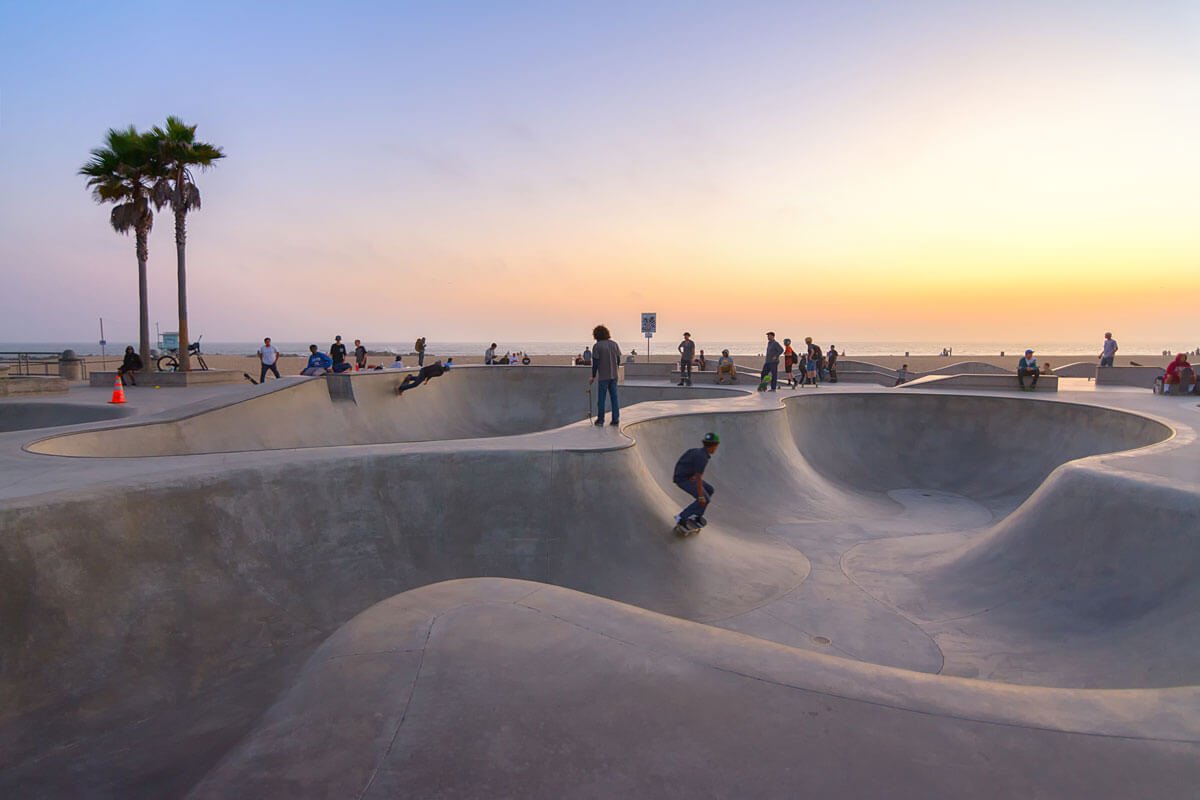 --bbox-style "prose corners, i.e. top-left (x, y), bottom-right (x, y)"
top-left (2, 339), bottom-right (1193, 358)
